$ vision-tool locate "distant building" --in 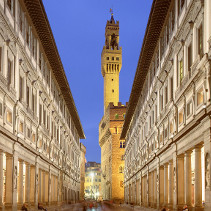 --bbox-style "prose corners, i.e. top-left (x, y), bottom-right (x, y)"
top-left (80, 143), bottom-right (86, 200)
top-left (0, 0), bottom-right (85, 210)
top-left (121, 0), bottom-right (211, 210)
top-left (99, 13), bottom-right (126, 201)
top-left (84, 162), bottom-right (101, 199)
